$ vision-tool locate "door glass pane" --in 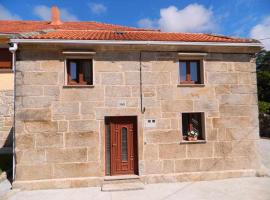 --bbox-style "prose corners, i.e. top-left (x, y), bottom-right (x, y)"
top-left (70, 61), bottom-right (77, 81)
top-left (191, 113), bottom-right (202, 138)
top-left (105, 123), bottom-right (111, 175)
top-left (179, 62), bottom-right (187, 82)
top-left (121, 127), bottom-right (128, 161)
top-left (81, 60), bottom-right (93, 85)
top-left (190, 62), bottom-right (199, 83)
